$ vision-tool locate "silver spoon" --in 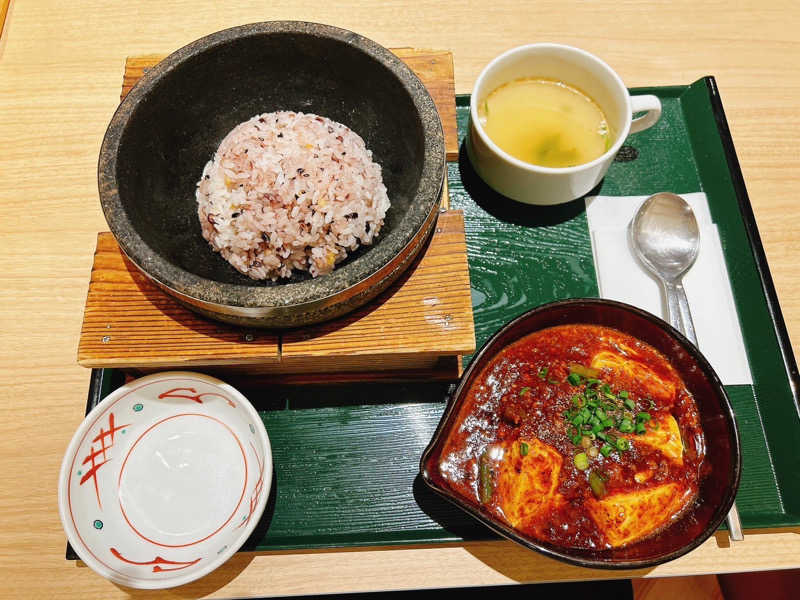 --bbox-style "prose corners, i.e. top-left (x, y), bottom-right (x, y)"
top-left (629, 192), bottom-right (744, 542)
